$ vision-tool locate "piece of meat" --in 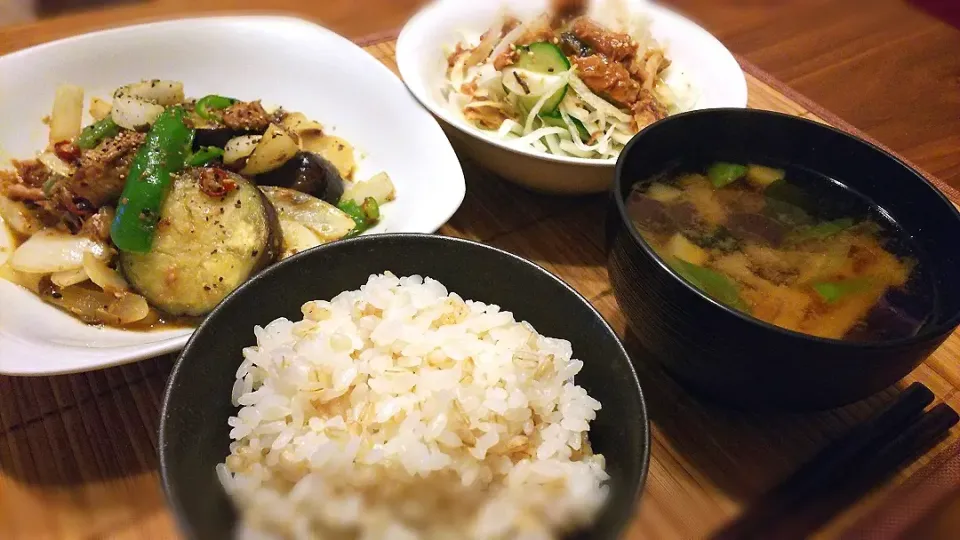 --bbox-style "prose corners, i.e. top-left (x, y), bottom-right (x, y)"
top-left (459, 80), bottom-right (479, 97)
top-left (629, 48), bottom-right (671, 92)
top-left (463, 100), bottom-right (513, 130)
top-left (221, 101), bottom-right (271, 132)
top-left (571, 18), bottom-right (637, 62)
top-left (573, 55), bottom-right (641, 107)
top-left (493, 47), bottom-right (518, 70)
top-left (80, 206), bottom-right (115, 242)
top-left (14, 159), bottom-right (49, 188)
top-left (65, 130), bottom-right (145, 208)
top-left (630, 92), bottom-right (669, 131)
top-left (53, 141), bottom-right (81, 165)
top-left (4, 183), bottom-right (45, 202)
top-left (447, 42), bottom-right (468, 68)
